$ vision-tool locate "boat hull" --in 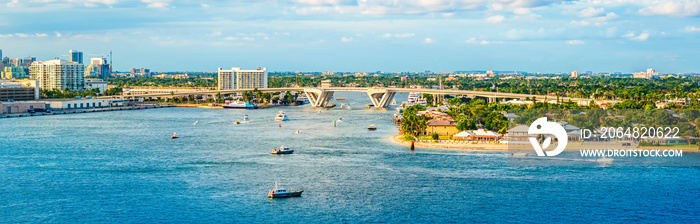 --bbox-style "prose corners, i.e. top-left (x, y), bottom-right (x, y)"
top-left (223, 105), bottom-right (258, 109)
top-left (268, 190), bottom-right (303, 198)
top-left (271, 150), bottom-right (294, 154)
